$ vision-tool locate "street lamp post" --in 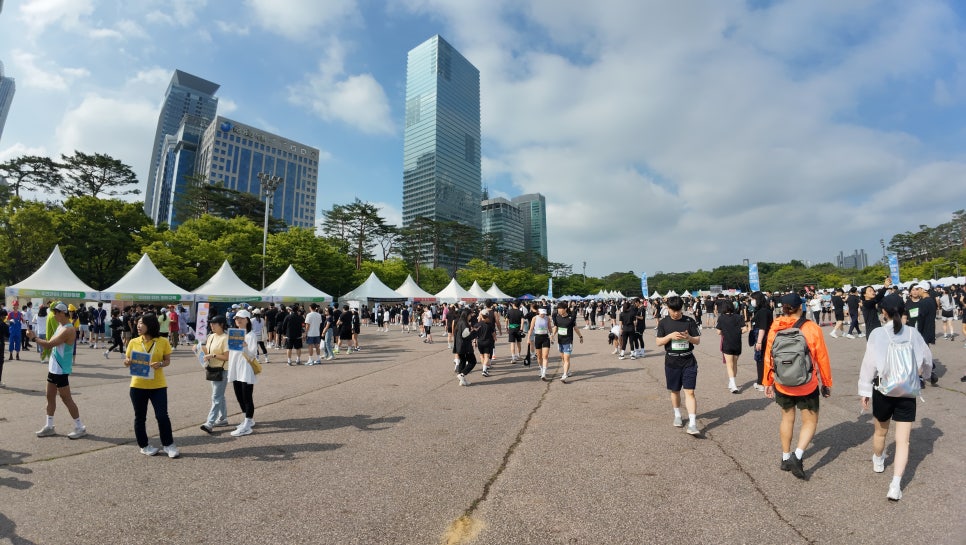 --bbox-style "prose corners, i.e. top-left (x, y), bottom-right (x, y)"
top-left (257, 172), bottom-right (284, 290)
